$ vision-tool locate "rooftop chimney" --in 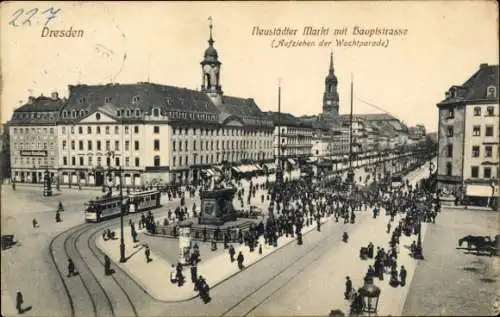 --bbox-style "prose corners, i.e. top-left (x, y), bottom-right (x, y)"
top-left (480, 63), bottom-right (488, 69)
top-left (51, 92), bottom-right (59, 100)
top-left (28, 96), bottom-right (35, 104)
